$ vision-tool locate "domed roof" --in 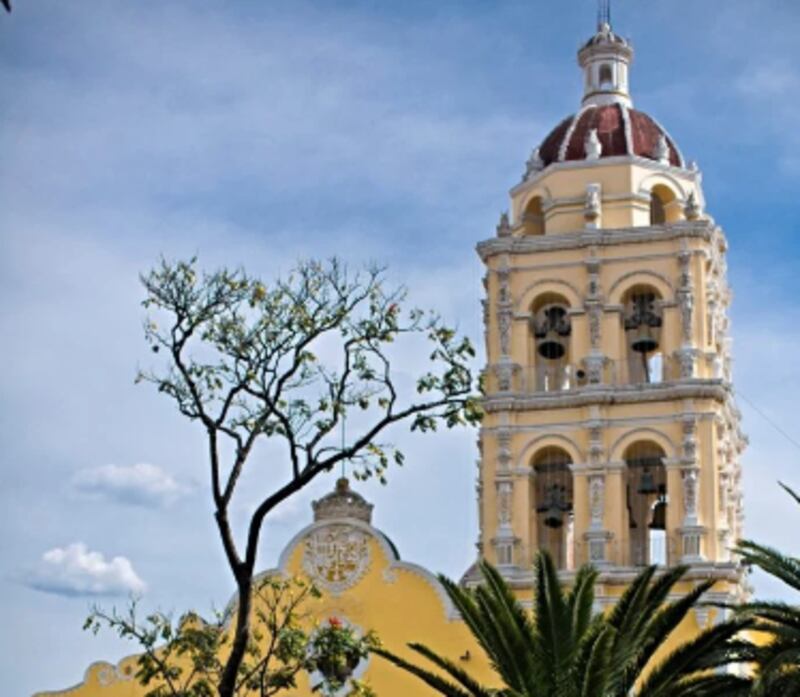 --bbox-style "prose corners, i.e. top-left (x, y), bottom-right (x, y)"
top-left (312, 477), bottom-right (373, 524)
top-left (537, 103), bottom-right (684, 169)
top-left (581, 22), bottom-right (630, 50)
